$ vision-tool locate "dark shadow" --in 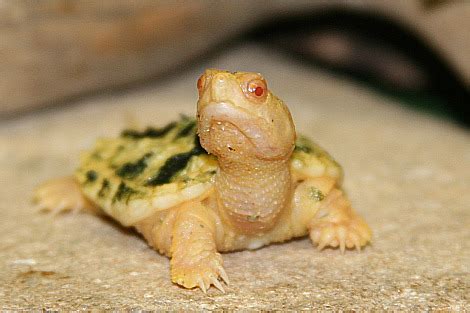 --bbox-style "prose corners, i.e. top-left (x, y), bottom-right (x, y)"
top-left (249, 7), bottom-right (470, 127)
top-left (4, 7), bottom-right (469, 128)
